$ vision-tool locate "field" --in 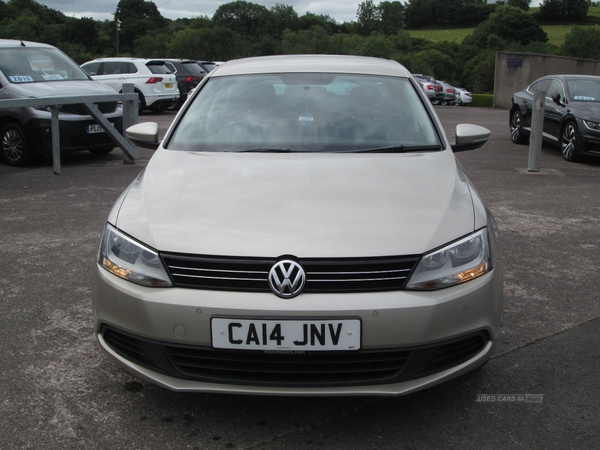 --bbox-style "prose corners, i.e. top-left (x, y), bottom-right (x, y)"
top-left (406, 6), bottom-right (600, 47)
